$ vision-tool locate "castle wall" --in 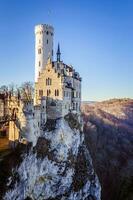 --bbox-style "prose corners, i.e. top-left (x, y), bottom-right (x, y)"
top-left (46, 98), bottom-right (63, 119)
